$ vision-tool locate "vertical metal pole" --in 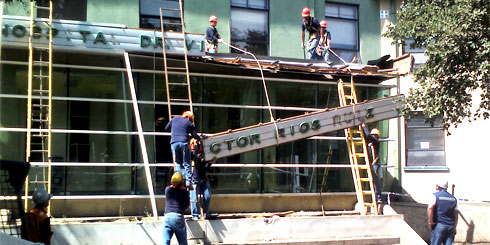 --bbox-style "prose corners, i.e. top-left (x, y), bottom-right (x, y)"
top-left (123, 52), bottom-right (158, 219)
